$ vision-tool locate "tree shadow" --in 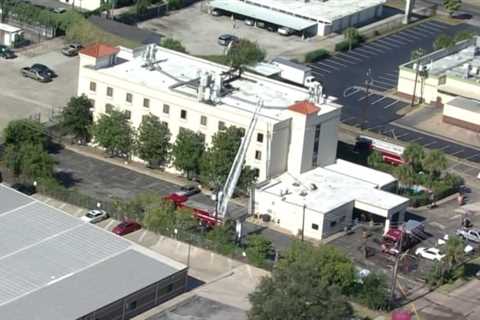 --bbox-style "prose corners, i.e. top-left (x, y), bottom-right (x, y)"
top-left (46, 141), bottom-right (64, 155)
top-left (54, 170), bottom-right (82, 189)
